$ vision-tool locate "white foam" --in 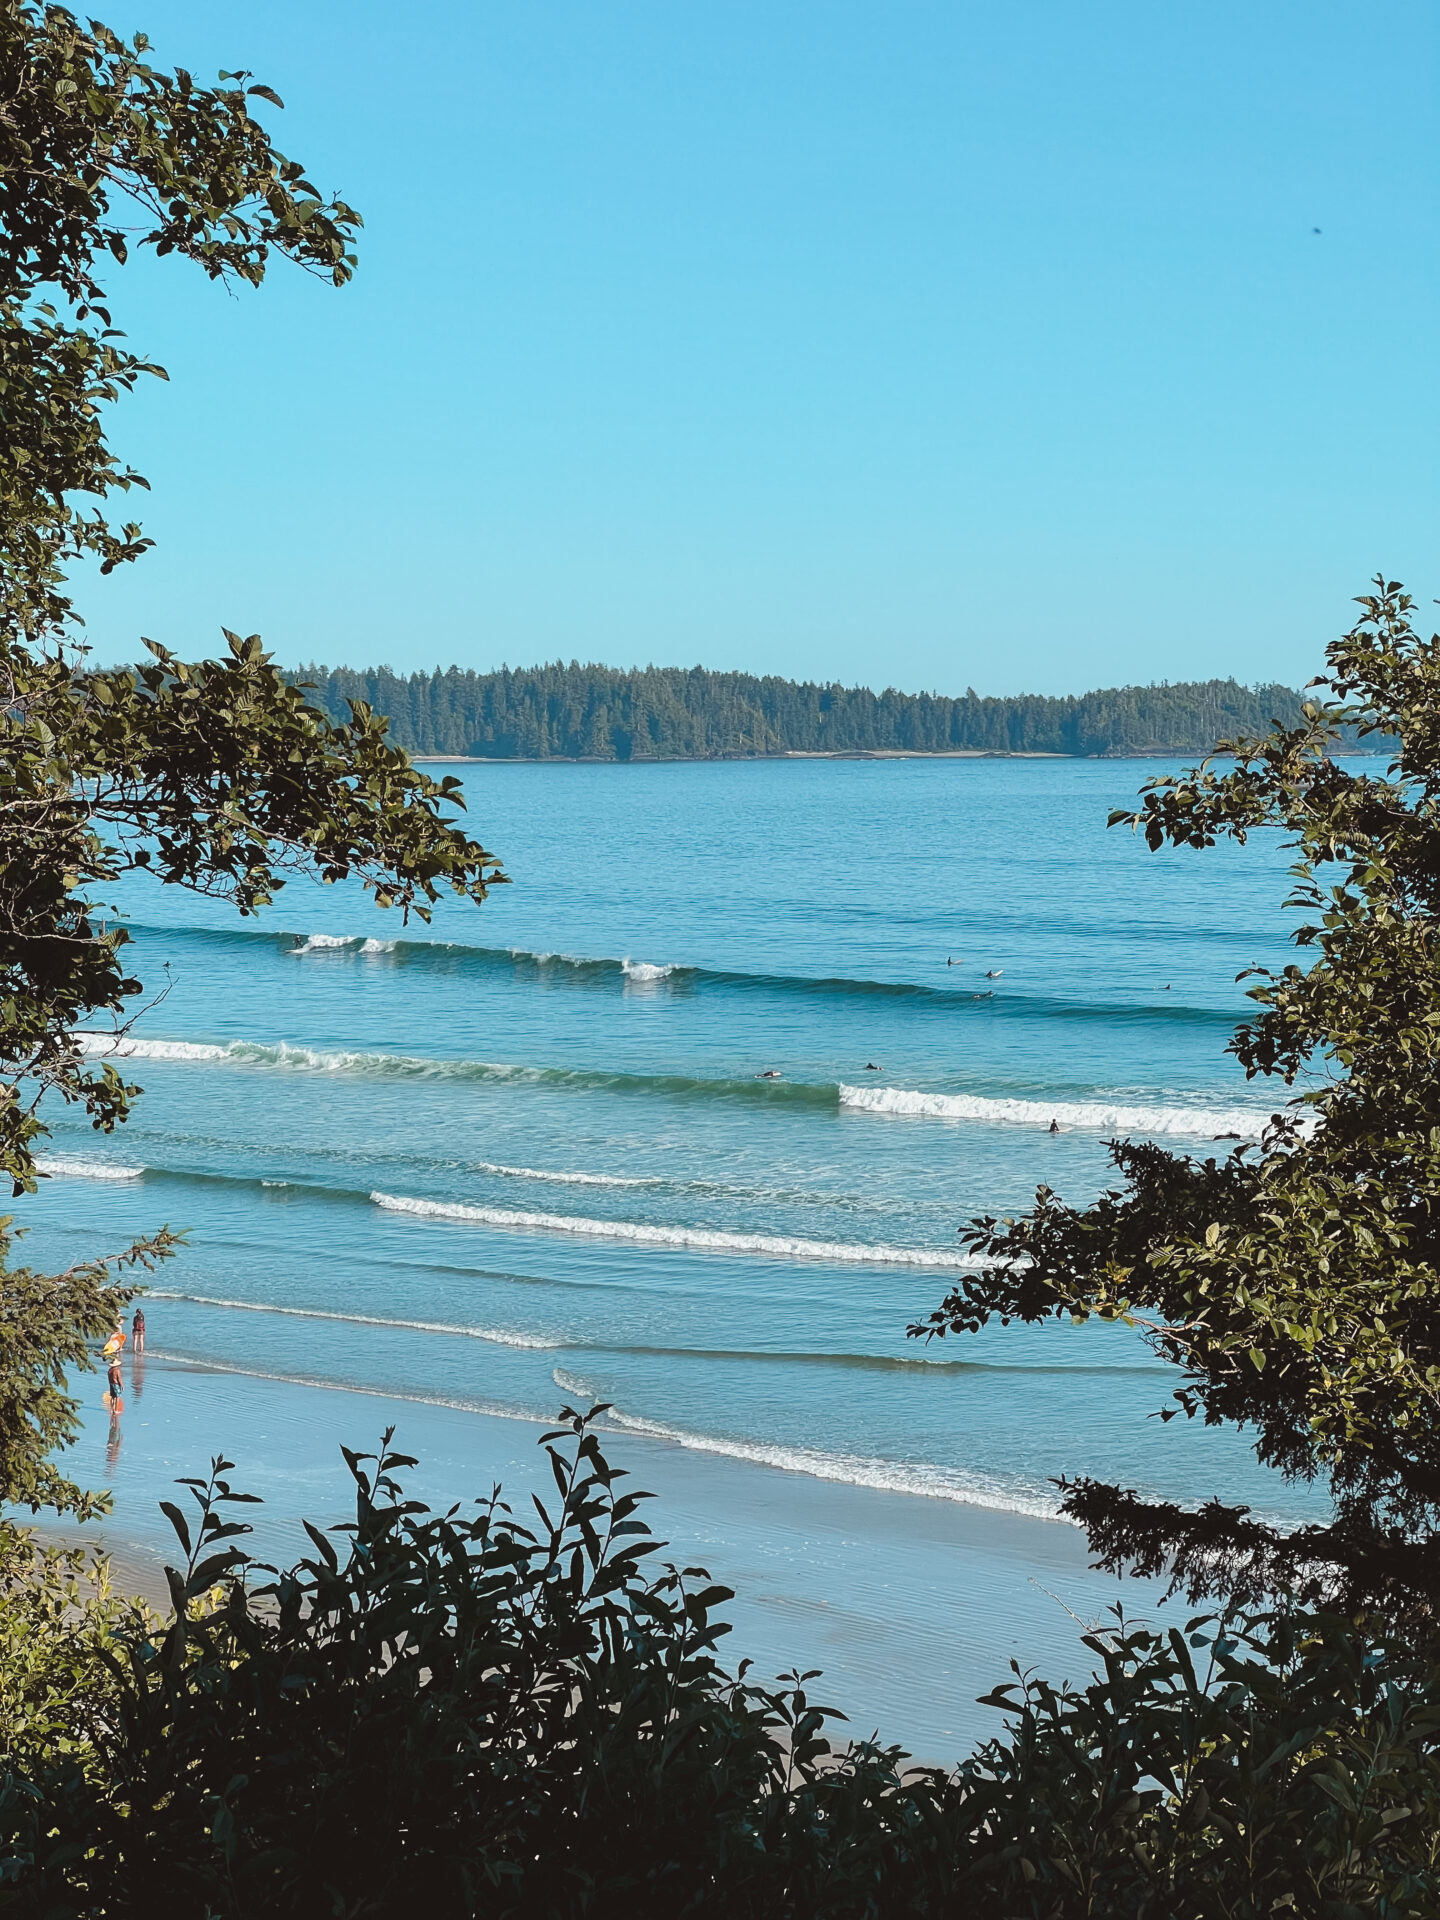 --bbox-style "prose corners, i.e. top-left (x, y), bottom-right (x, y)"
top-left (543, 1374), bottom-right (1067, 1522)
top-left (473, 1161), bottom-right (657, 1189)
top-left (79, 1033), bottom-right (234, 1064)
top-left (511, 946), bottom-right (591, 968)
top-left (359, 938), bottom-right (397, 954)
top-left (838, 1084), bottom-right (1274, 1139)
top-left (146, 1290), bottom-right (559, 1349)
top-left (621, 958), bottom-right (675, 983)
top-left (289, 932), bottom-right (358, 953)
top-left (370, 1192), bottom-right (977, 1267)
top-left (79, 1035), bottom-right (408, 1074)
top-left (35, 1154), bottom-right (144, 1181)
